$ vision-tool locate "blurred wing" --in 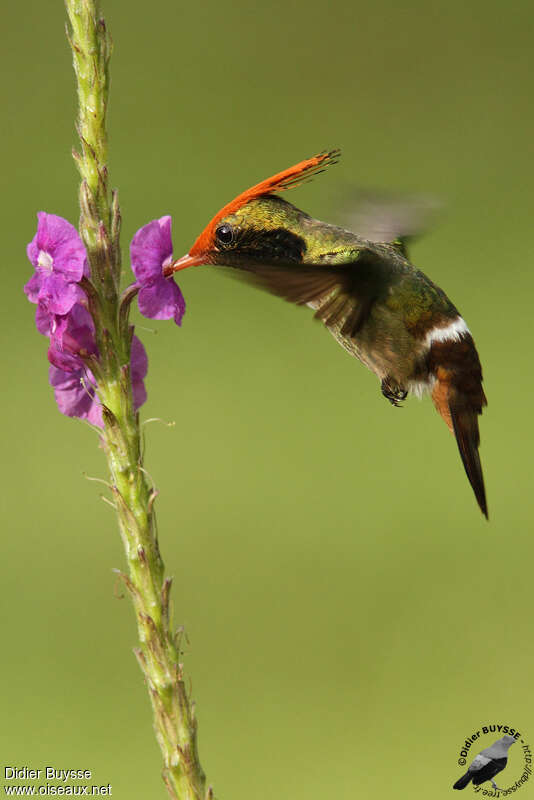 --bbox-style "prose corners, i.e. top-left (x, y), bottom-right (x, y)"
top-left (224, 253), bottom-right (381, 337)
top-left (338, 190), bottom-right (441, 258)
